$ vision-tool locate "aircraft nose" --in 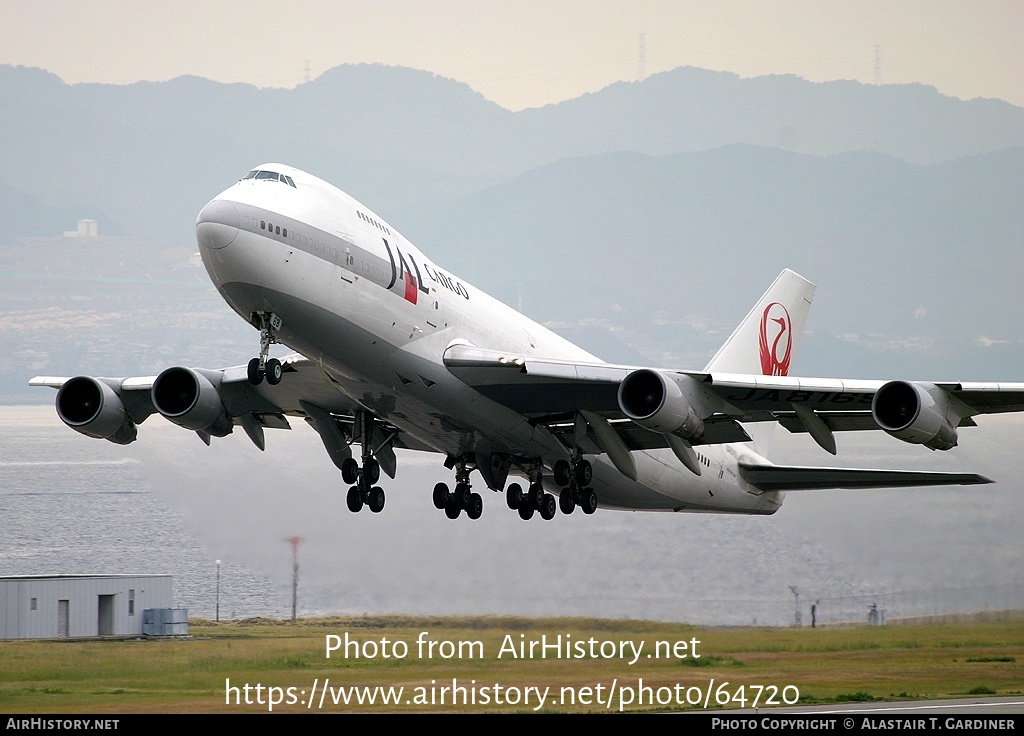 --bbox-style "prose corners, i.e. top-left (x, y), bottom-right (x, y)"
top-left (196, 199), bottom-right (240, 249)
